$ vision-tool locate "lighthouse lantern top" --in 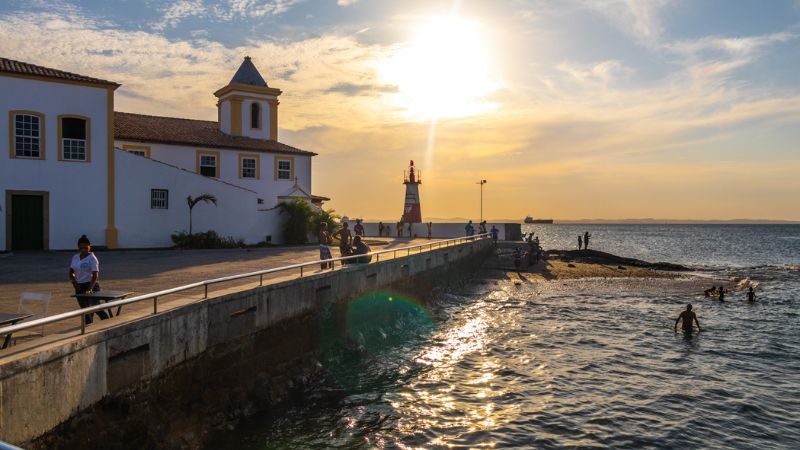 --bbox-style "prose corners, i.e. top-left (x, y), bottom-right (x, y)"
top-left (403, 160), bottom-right (421, 184)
